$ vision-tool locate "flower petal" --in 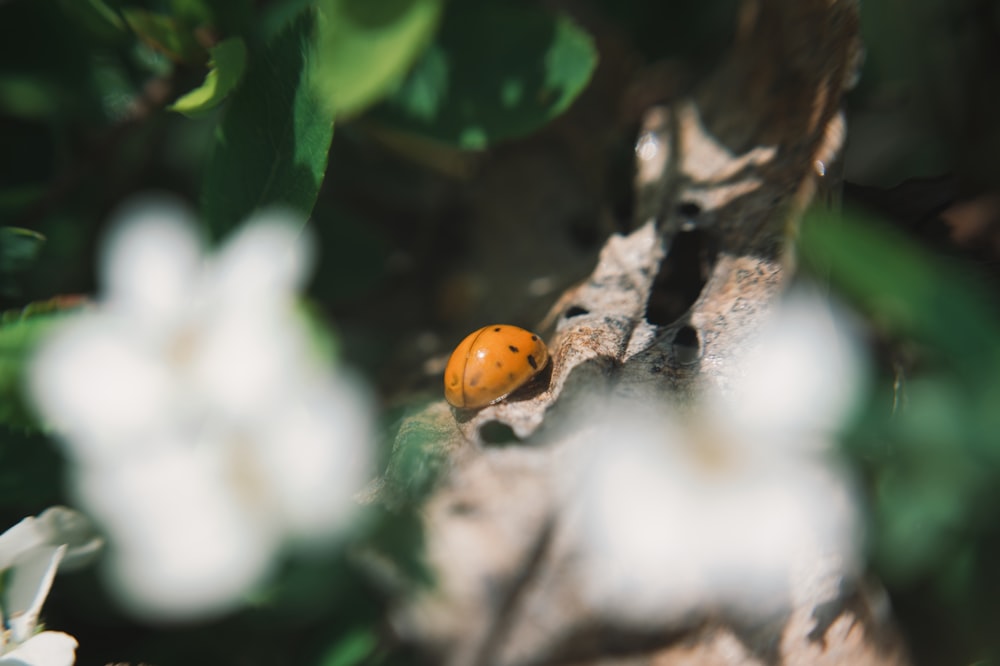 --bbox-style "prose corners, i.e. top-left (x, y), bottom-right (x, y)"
top-left (75, 442), bottom-right (276, 620)
top-left (34, 507), bottom-right (103, 572)
top-left (29, 316), bottom-right (174, 457)
top-left (188, 305), bottom-right (312, 419)
top-left (100, 197), bottom-right (203, 330)
top-left (4, 545), bottom-right (65, 643)
top-left (715, 288), bottom-right (865, 442)
top-left (0, 519), bottom-right (46, 572)
top-left (564, 425), bottom-right (706, 625)
top-left (561, 407), bottom-right (861, 624)
top-left (0, 631), bottom-right (78, 666)
top-left (209, 211), bottom-right (313, 308)
top-left (255, 376), bottom-right (373, 542)
top-left (0, 509), bottom-right (101, 575)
